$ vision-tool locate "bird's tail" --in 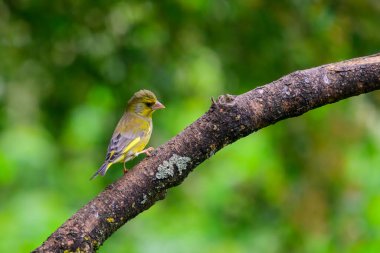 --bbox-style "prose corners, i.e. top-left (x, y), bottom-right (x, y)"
top-left (90, 162), bottom-right (111, 180)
